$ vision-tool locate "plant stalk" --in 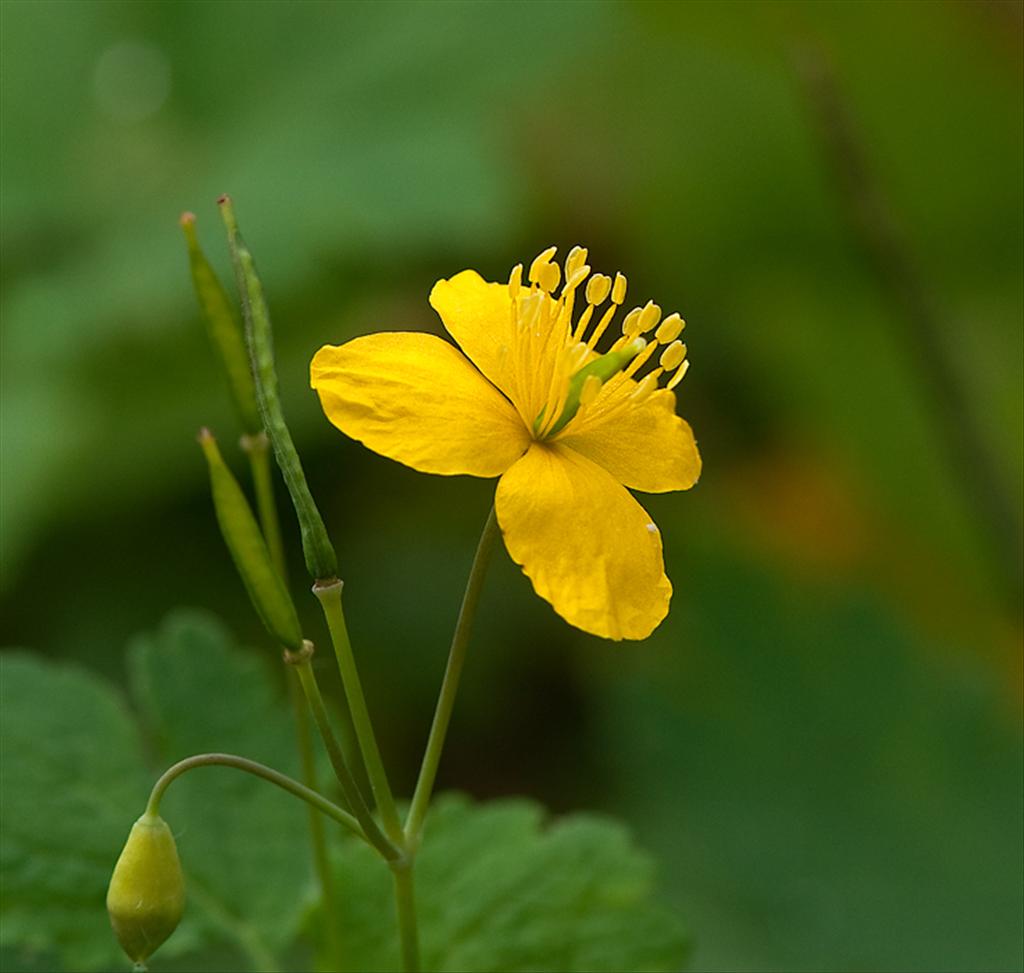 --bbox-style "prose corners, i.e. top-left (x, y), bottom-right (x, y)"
top-left (392, 863), bottom-right (421, 973)
top-left (314, 580), bottom-right (405, 846)
top-left (291, 650), bottom-right (401, 862)
top-left (145, 752), bottom-right (363, 840)
top-left (406, 505), bottom-right (499, 845)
